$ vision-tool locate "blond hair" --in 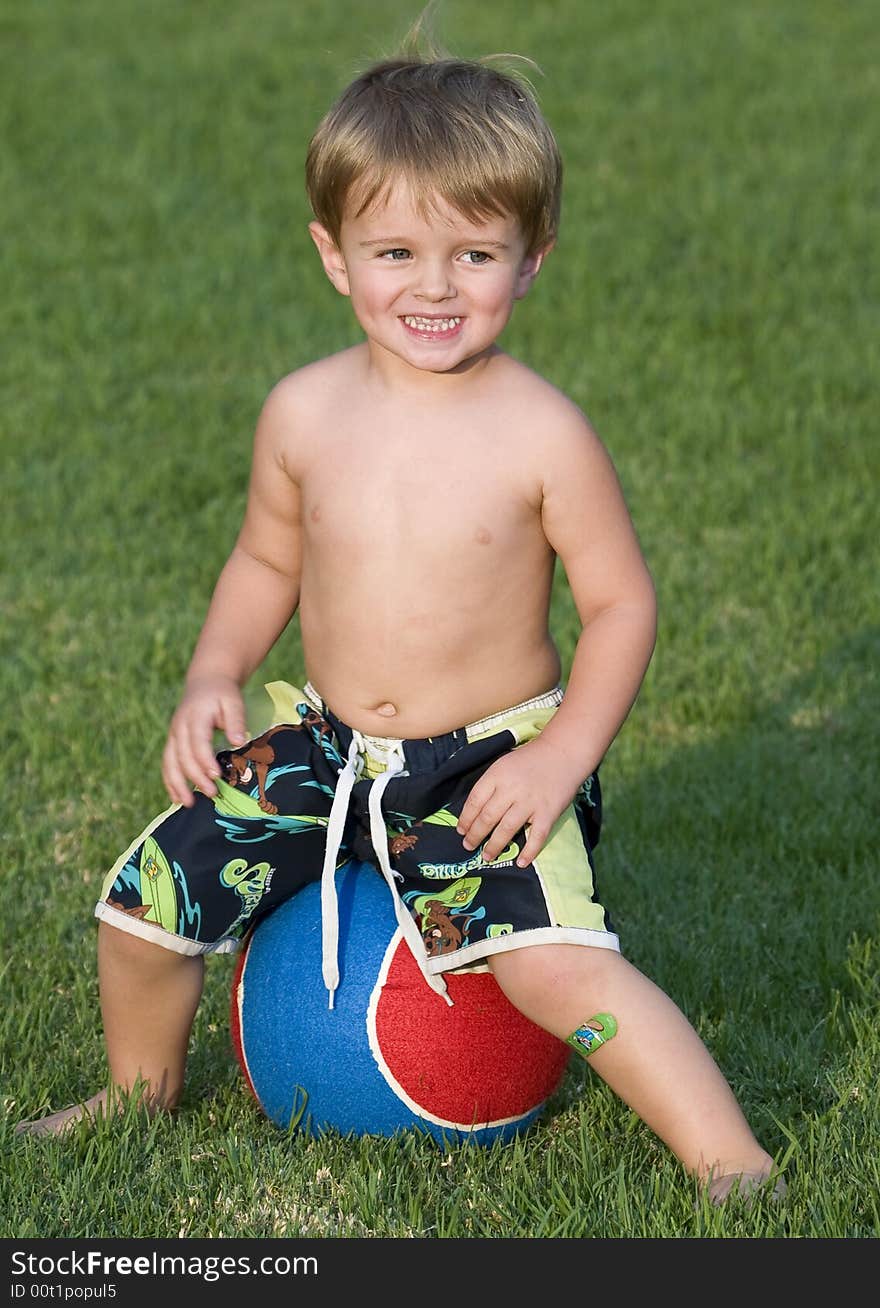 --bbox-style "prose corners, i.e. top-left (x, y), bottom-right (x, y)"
top-left (305, 48), bottom-right (562, 255)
